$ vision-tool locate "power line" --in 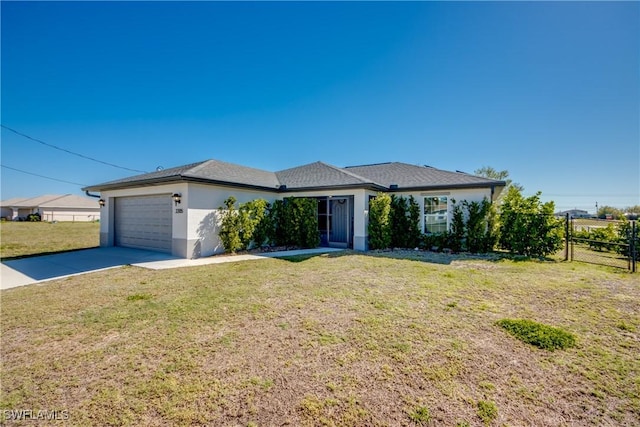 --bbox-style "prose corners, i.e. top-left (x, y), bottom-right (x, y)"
top-left (1, 164), bottom-right (88, 186)
top-left (1, 124), bottom-right (147, 173)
